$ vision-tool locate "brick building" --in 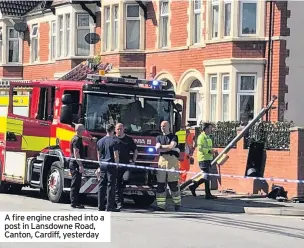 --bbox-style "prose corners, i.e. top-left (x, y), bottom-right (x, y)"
top-left (0, 0), bottom-right (293, 125)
